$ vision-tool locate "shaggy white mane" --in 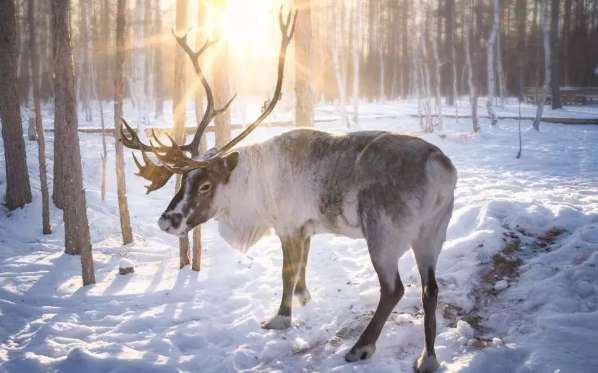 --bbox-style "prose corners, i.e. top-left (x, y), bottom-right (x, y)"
top-left (214, 143), bottom-right (276, 253)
